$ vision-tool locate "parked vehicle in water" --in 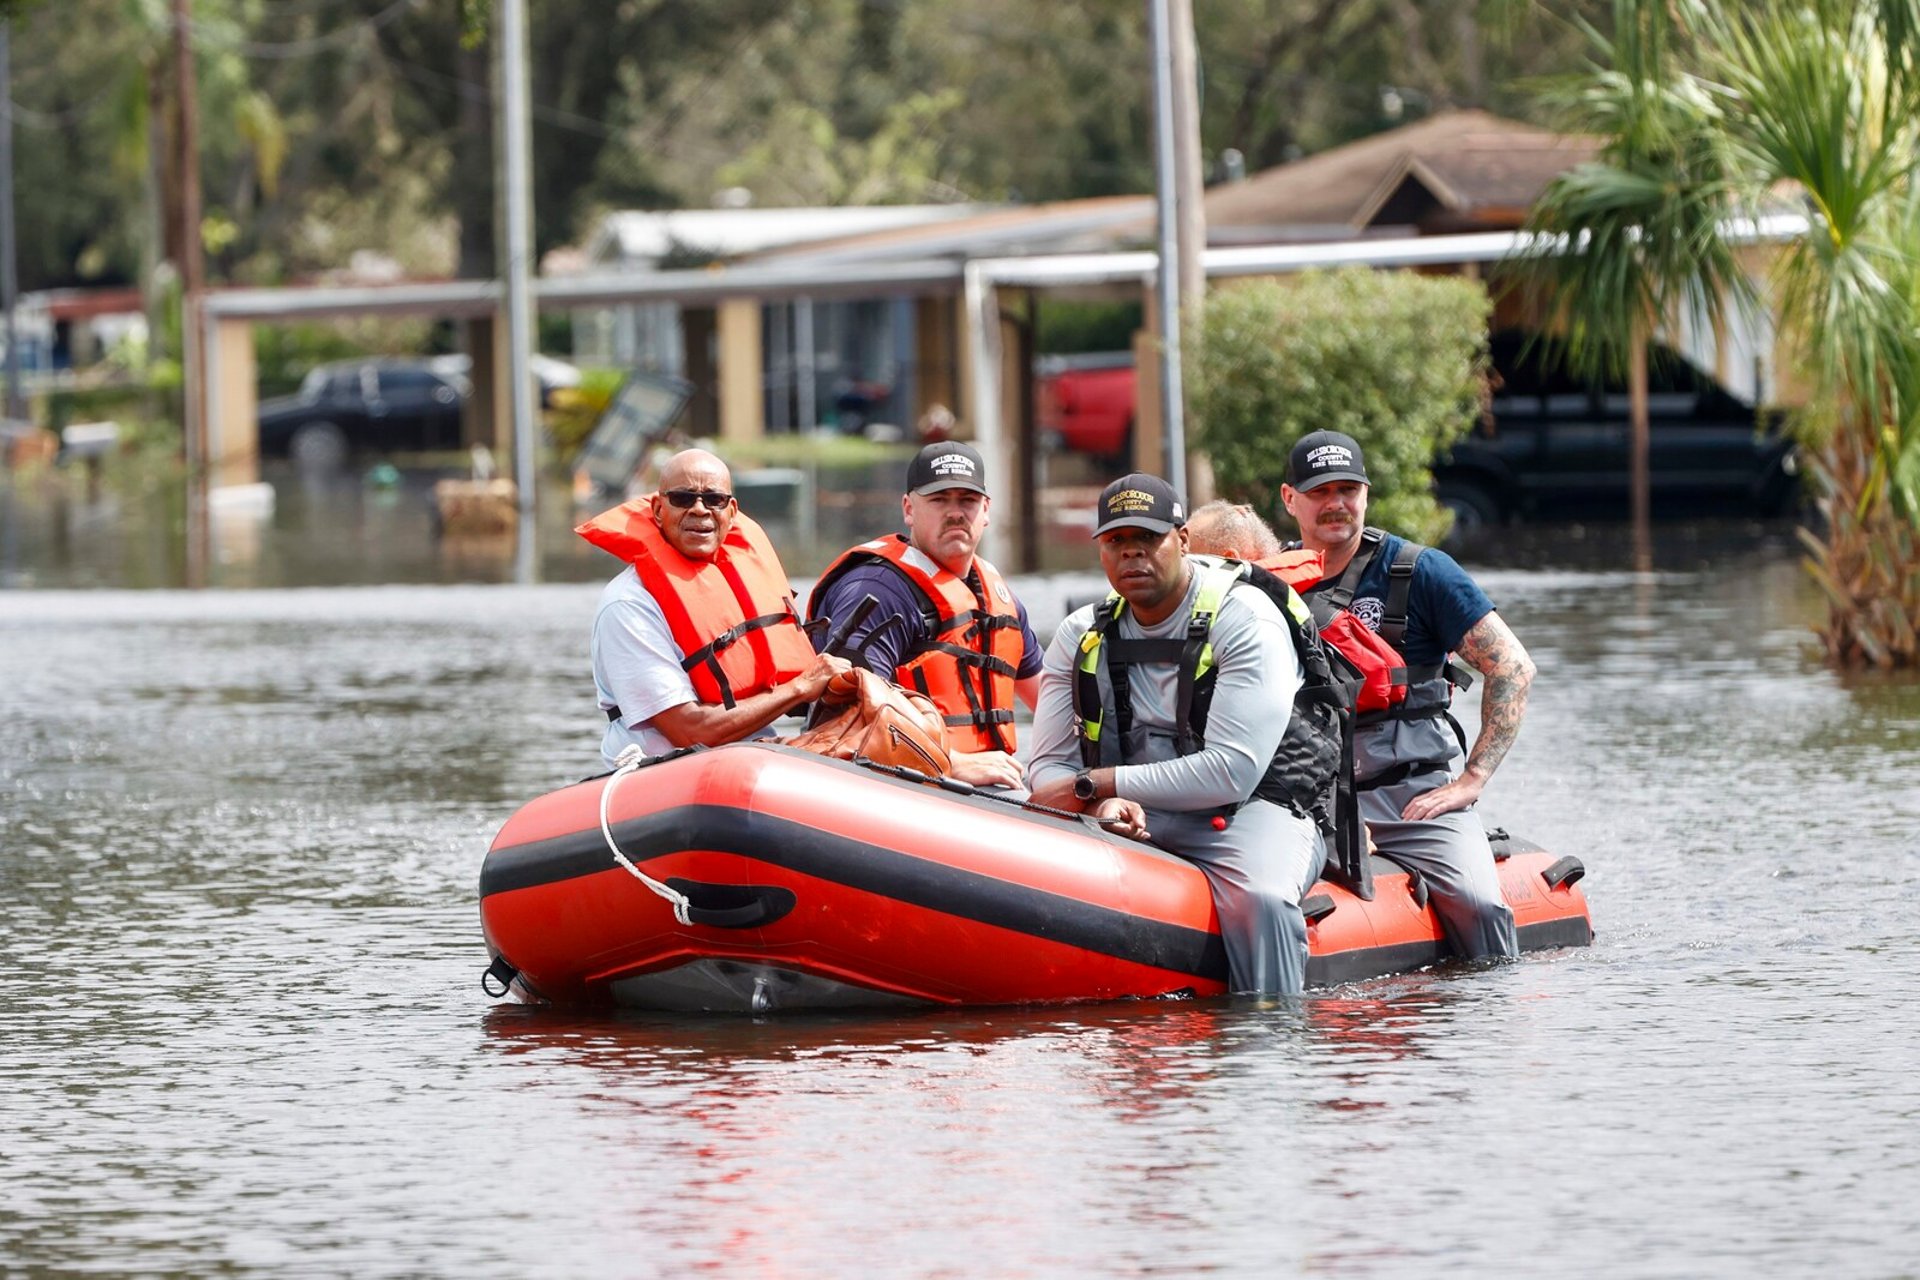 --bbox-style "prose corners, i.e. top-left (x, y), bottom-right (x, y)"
top-left (258, 359), bottom-right (469, 468)
top-left (1433, 331), bottom-right (1798, 530)
top-left (1036, 352), bottom-right (1135, 464)
top-left (427, 352), bottom-right (582, 408)
top-left (1035, 335), bottom-right (1796, 527)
